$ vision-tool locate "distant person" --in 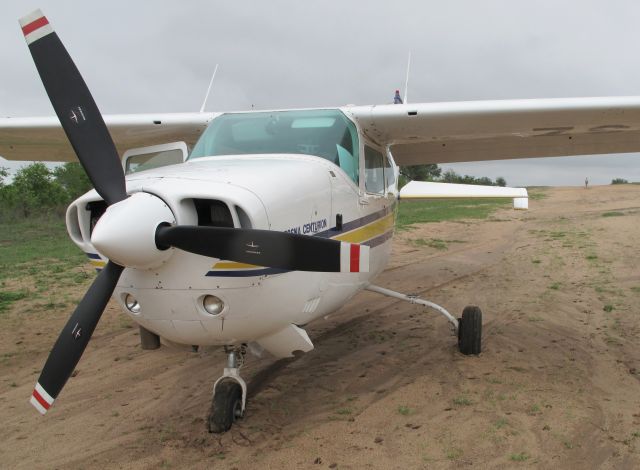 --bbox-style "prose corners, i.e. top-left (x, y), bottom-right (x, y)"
top-left (585, 177), bottom-right (589, 189)
top-left (394, 89), bottom-right (403, 104)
